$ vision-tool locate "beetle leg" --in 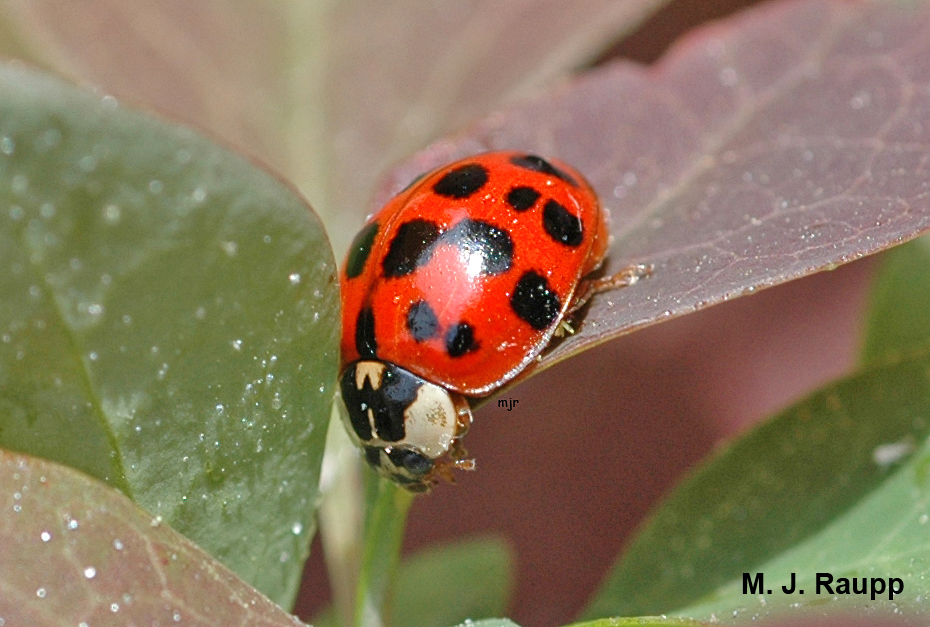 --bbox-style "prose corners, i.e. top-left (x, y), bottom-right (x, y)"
top-left (567, 263), bottom-right (653, 316)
